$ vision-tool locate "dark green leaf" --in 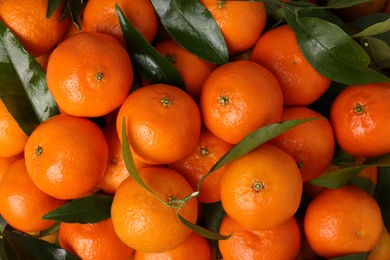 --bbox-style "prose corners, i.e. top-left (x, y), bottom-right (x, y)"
top-left (0, 20), bottom-right (60, 135)
top-left (197, 118), bottom-right (319, 193)
top-left (177, 213), bottom-right (231, 241)
top-left (325, 0), bottom-right (370, 9)
top-left (330, 252), bottom-right (370, 260)
top-left (309, 166), bottom-right (366, 189)
top-left (377, 167), bottom-right (390, 231)
top-left (284, 8), bottom-right (390, 85)
top-left (350, 175), bottom-right (376, 196)
top-left (67, 0), bottom-right (85, 30)
top-left (116, 5), bottom-right (185, 90)
top-left (204, 118), bottom-right (319, 180)
top-left (39, 222), bottom-right (60, 238)
top-left (310, 153), bottom-right (390, 189)
top-left (3, 230), bottom-right (80, 260)
top-left (46, 0), bottom-right (63, 18)
top-left (42, 195), bottom-right (113, 224)
top-left (201, 202), bottom-right (226, 253)
top-left (151, 0), bottom-right (228, 65)
top-left (361, 37), bottom-right (390, 70)
top-left (121, 118), bottom-right (167, 205)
